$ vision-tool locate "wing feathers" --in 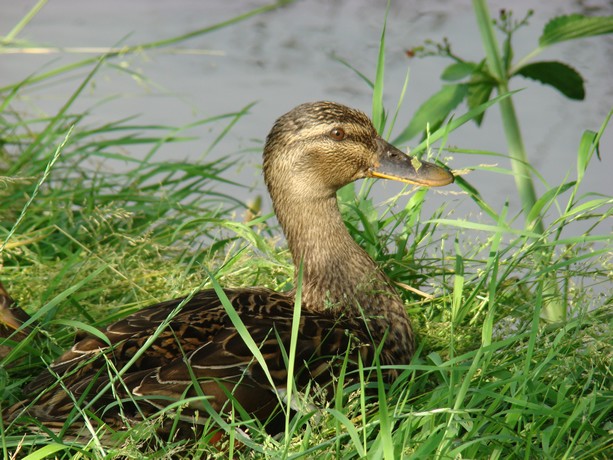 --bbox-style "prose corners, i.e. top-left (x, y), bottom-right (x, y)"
top-left (11, 287), bottom-right (373, 429)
